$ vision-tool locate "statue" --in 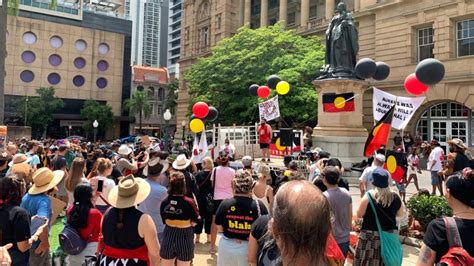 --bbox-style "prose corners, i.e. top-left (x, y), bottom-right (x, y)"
top-left (319, 1), bottom-right (359, 79)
